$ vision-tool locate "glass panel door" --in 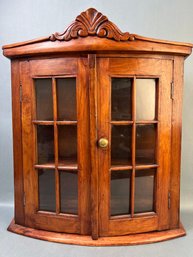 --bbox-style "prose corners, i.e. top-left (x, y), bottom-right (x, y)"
top-left (98, 58), bottom-right (172, 236)
top-left (22, 58), bottom-right (90, 234)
